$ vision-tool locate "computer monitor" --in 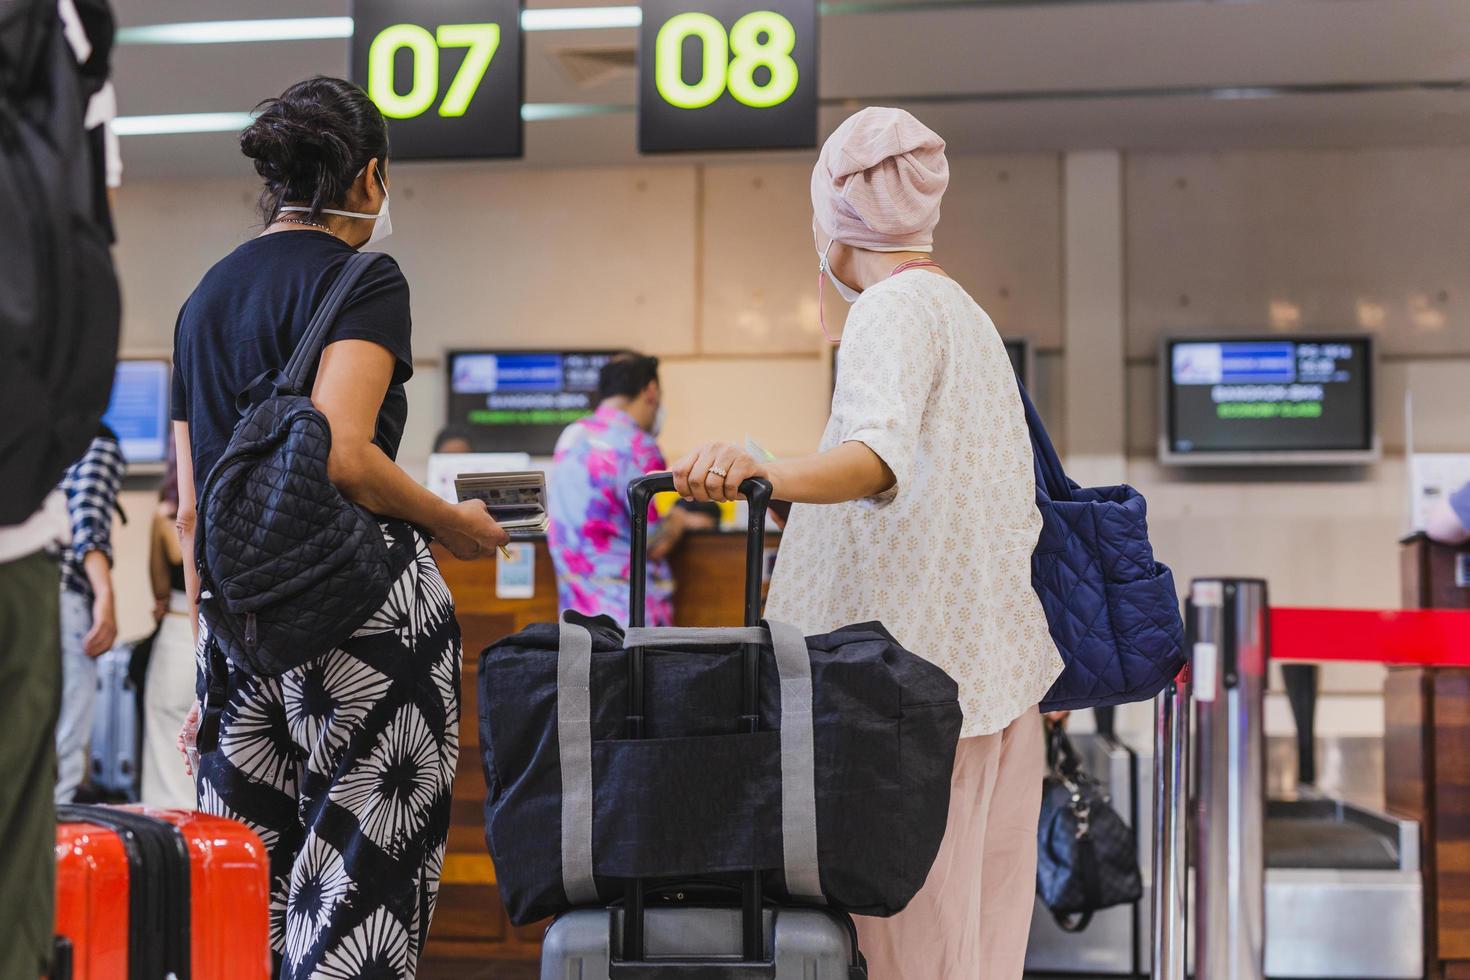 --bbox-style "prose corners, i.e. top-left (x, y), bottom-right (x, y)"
top-left (1159, 335), bottom-right (1378, 465)
top-left (102, 359), bottom-right (171, 469)
top-left (446, 350), bottom-right (620, 456)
